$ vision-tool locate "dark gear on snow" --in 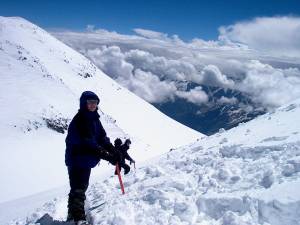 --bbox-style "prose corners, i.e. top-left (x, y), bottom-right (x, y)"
top-left (97, 146), bottom-right (122, 165)
top-left (113, 138), bottom-right (135, 175)
top-left (125, 138), bottom-right (132, 145)
top-left (114, 138), bottom-right (122, 148)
